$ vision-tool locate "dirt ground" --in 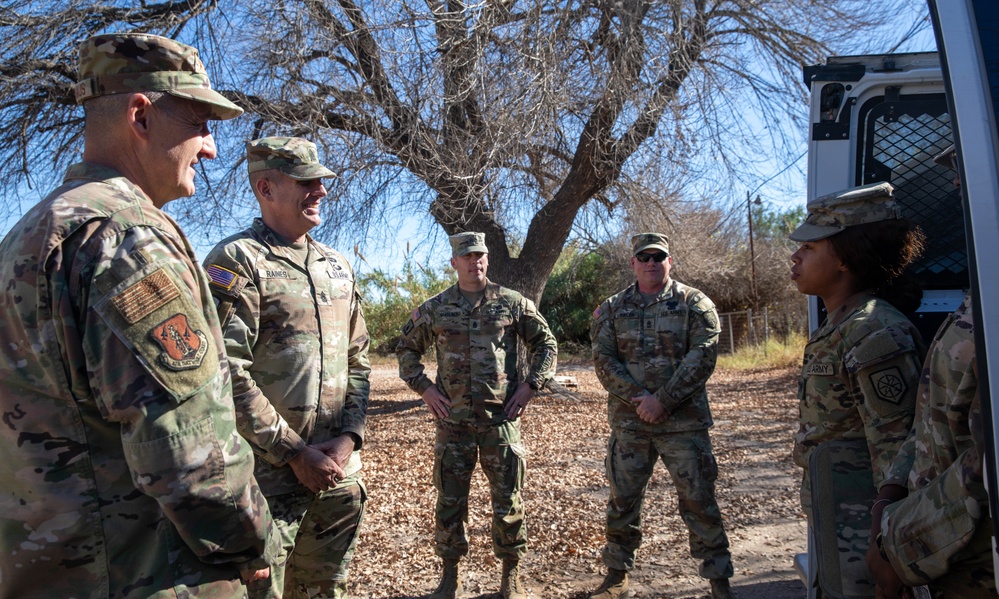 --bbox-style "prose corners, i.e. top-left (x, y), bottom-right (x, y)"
top-left (348, 364), bottom-right (807, 598)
